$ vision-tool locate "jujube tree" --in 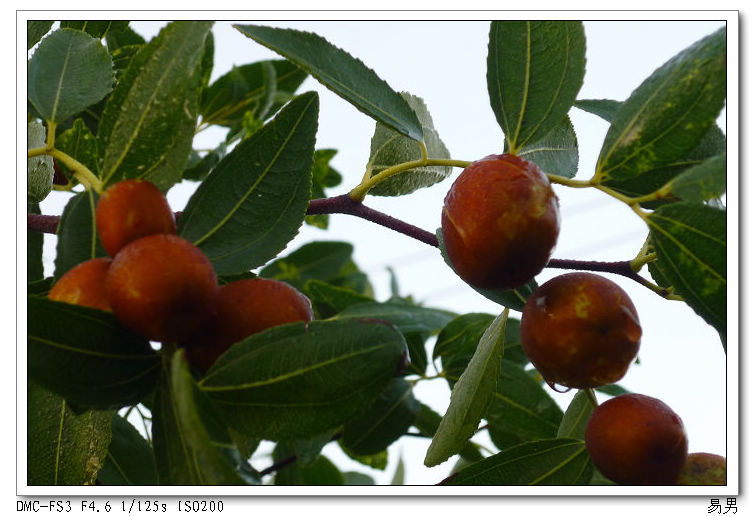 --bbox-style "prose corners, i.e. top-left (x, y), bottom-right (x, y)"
top-left (26, 20), bottom-right (727, 487)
